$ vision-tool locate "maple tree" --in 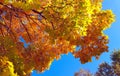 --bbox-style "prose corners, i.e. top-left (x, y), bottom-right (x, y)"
top-left (0, 0), bottom-right (115, 76)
